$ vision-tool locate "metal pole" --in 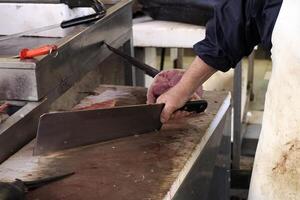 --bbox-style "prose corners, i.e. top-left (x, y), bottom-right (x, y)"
top-left (232, 61), bottom-right (242, 169)
top-left (248, 50), bottom-right (255, 101)
top-left (174, 48), bottom-right (184, 69)
top-left (134, 47), bottom-right (146, 87)
top-left (160, 48), bottom-right (166, 71)
top-left (123, 39), bottom-right (135, 86)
